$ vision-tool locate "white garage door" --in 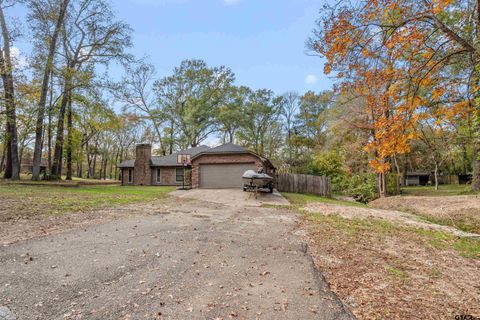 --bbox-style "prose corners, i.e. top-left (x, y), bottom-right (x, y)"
top-left (199, 163), bottom-right (256, 189)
